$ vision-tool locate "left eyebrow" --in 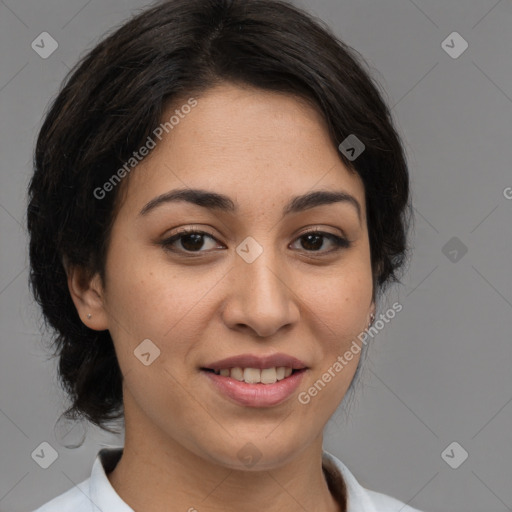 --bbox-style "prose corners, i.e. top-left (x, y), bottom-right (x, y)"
top-left (138, 187), bottom-right (362, 224)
